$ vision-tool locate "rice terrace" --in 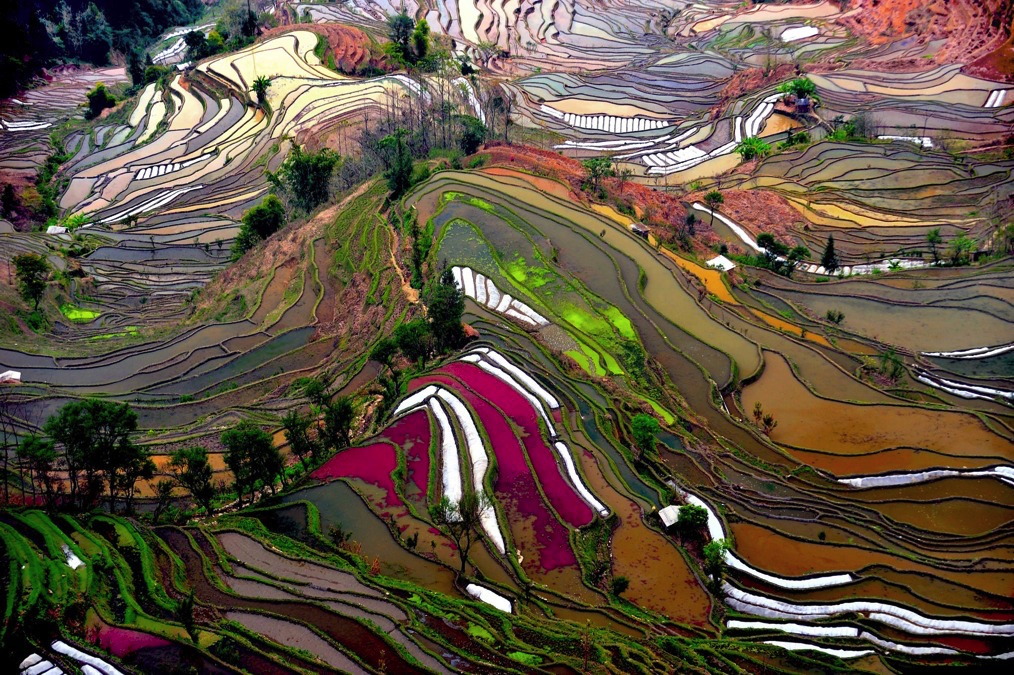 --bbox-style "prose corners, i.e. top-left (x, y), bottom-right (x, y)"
top-left (0, 0), bottom-right (1012, 672)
